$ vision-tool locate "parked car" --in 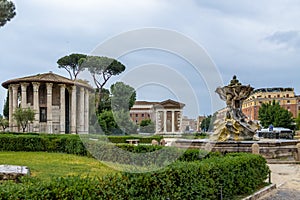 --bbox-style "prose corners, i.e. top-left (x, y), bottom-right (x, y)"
top-left (256, 127), bottom-right (294, 139)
